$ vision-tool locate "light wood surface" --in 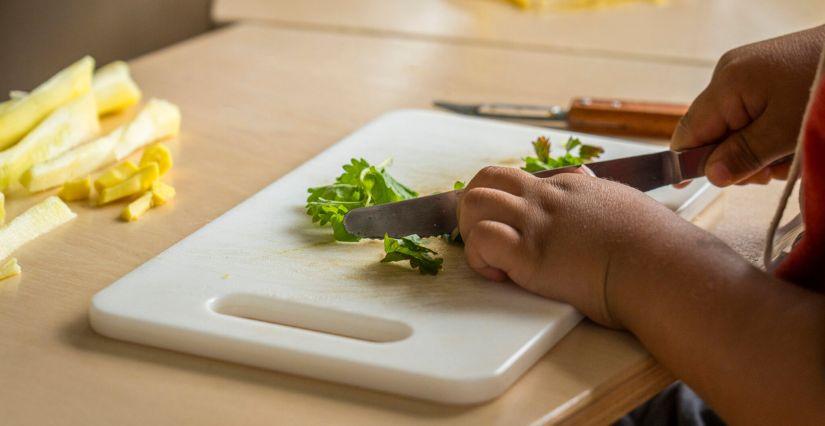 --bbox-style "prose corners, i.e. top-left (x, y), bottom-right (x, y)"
top-left (213, 0), bottom-right (825, 66)
top-left (0, 23), bottom-right (791, 425)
